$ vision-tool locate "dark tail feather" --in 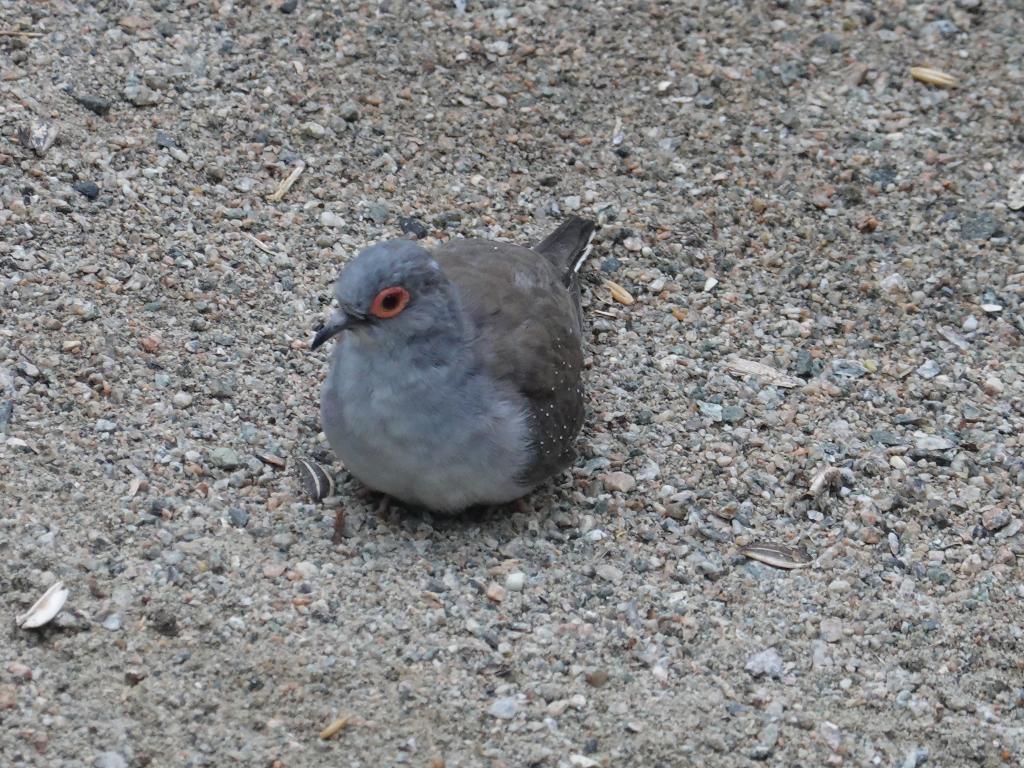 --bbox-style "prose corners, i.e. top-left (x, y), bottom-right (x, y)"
top-left (535, 216), bottom-right (596, 287)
